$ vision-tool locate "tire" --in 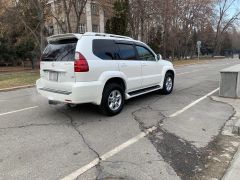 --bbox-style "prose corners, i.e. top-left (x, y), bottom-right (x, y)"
top-left (67, 103), bottom-right (77, 108)
top-left (99, 83), bottom-right (125, 116)
top-left (161, 72), bottom-right (174, 95)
